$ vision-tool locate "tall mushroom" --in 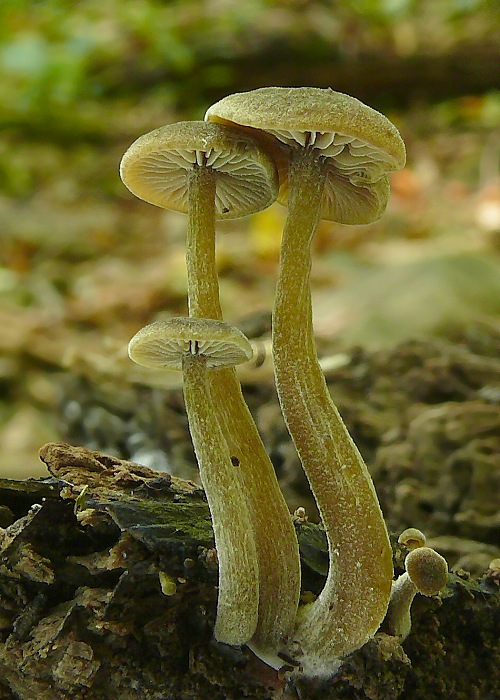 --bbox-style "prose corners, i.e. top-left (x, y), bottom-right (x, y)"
top-left (128, 316), bottom-right (258, 645)
top-left (120, 121), bottom-right (301, 662)
top-left (206, 87), bottom-right (406, 675)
